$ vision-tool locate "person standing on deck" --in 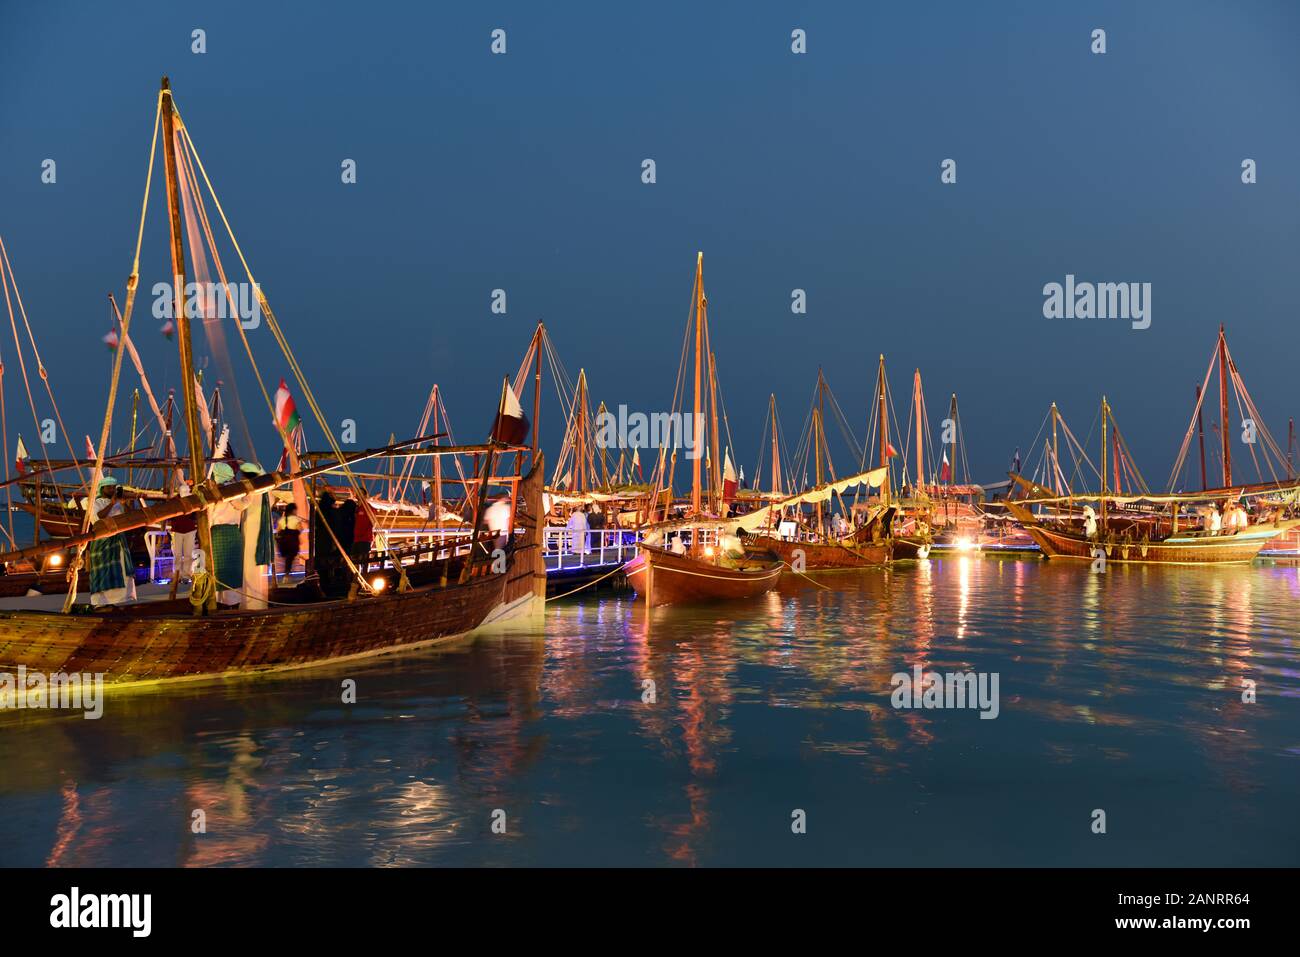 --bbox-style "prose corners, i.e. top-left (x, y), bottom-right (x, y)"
top-left (483, 495), bottom-right (513, 551)
top-left (351, 497), bottom-right (374, 573)
top-left (237, 462), bottom-right (274, 610)
top-left (312, 490), bottom-right (344, 597)
top-left (315, 491), bottom-right (355, 598)
top-left (168, 480), bottom-right (198, 588)
top-left (207, 462), bottom-right (246, 606)
top-left (346, 497), bottom-right (374, 600)
top-left (567, 505), bottom-right (591, 556)
top-left (276, 503), bottom-right (302, 585)
top-left (84, 476), bottom-right (137, 606)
